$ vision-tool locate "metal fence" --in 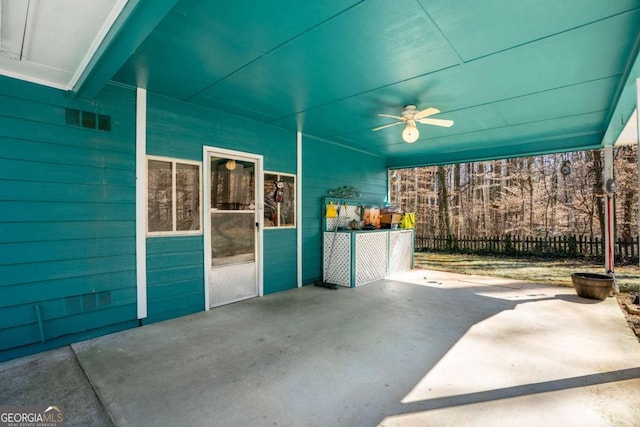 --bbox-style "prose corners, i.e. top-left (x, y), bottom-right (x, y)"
top-left (415, 234), bottom-right (639, 260)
